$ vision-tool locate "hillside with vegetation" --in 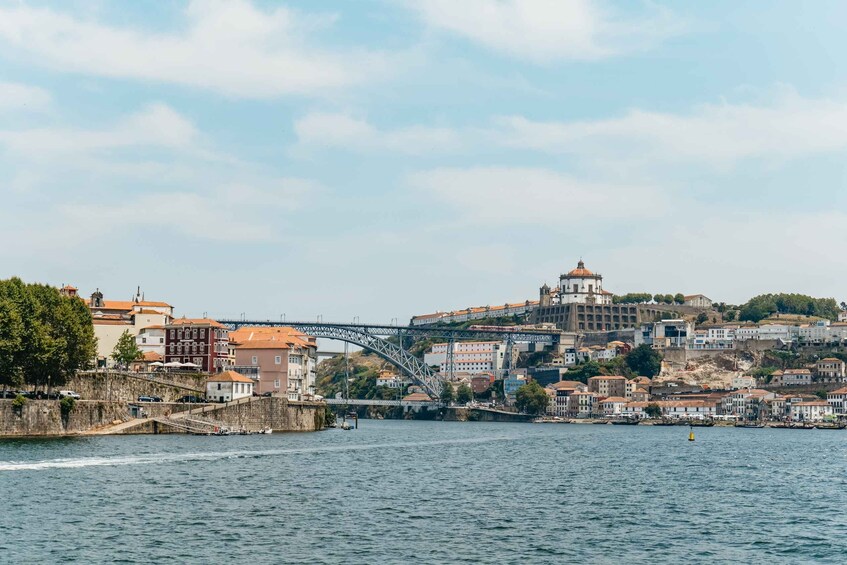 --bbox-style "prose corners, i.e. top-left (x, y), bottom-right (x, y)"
top-left (738, 293), bottom-right (841, 323)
